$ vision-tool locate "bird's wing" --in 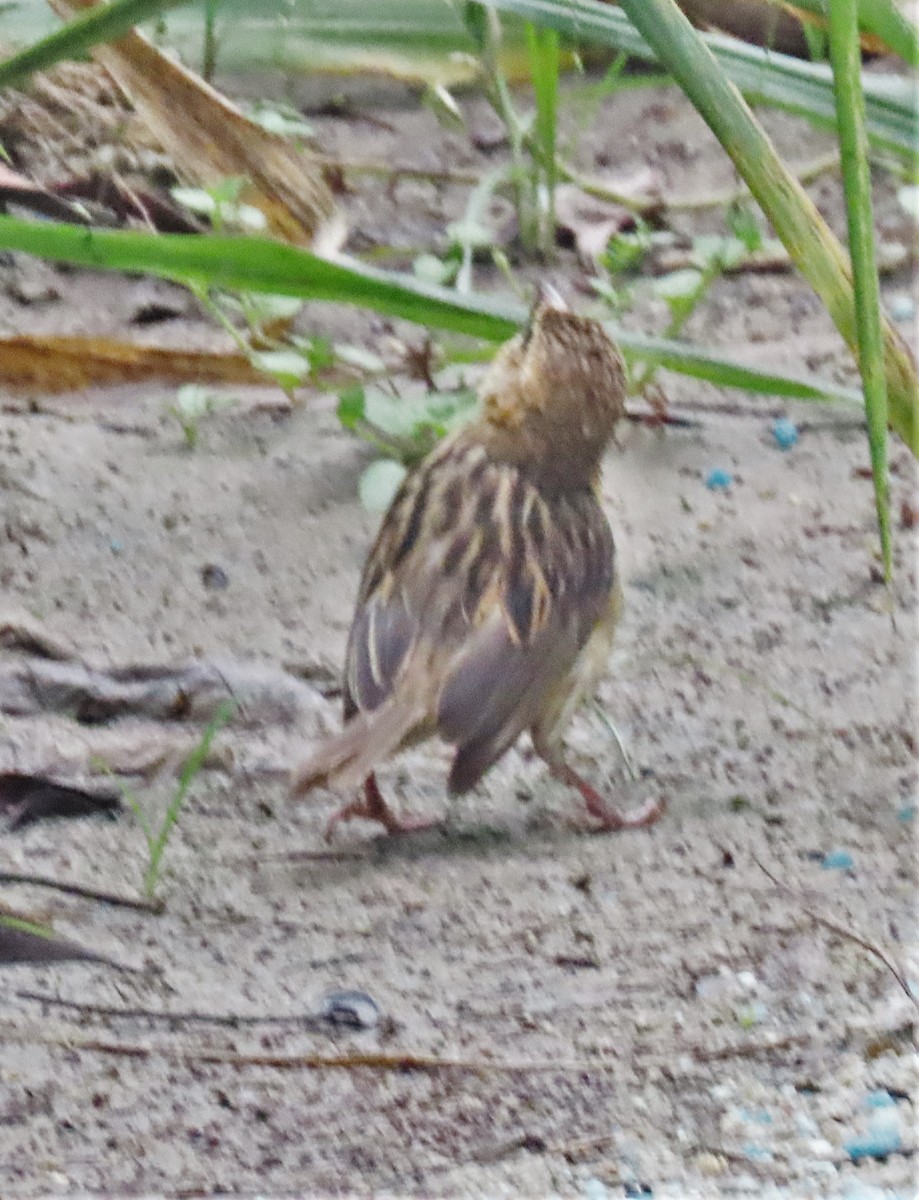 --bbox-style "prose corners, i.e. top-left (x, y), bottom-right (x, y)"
top-left (344, 431), bottom-right (616, 787)
top-left (343, 437), bottom-right (462, 717)
top-left (436, 476), bottom-right (616, 792)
